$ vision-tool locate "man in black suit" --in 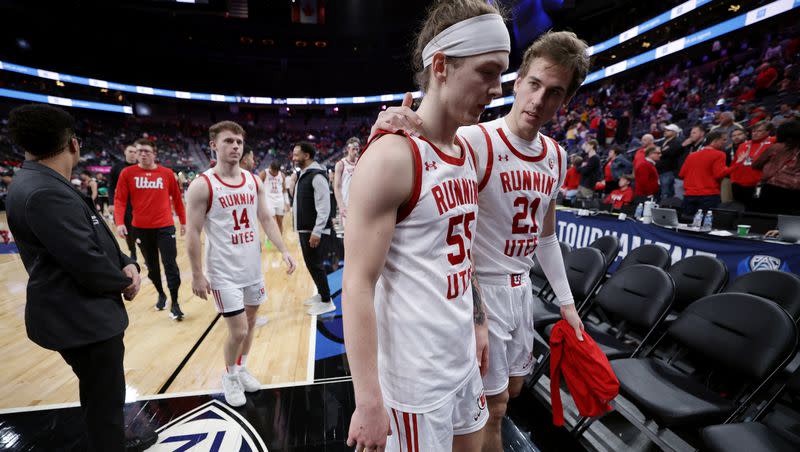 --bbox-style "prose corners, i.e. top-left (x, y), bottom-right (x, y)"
top-left (6, 104), bottom-right (146, 451)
